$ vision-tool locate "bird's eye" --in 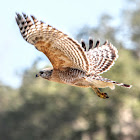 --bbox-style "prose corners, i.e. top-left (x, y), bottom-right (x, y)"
top-left (40, 71), bottom-right (44, 74)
